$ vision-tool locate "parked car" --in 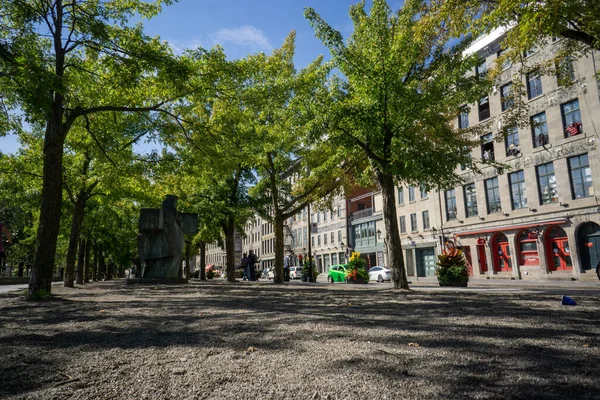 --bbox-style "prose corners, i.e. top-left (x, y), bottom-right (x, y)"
top-left (290, 266), bottom-right (302, 279)
top-left (368, 266), bottom-right (391, 283)
top-left (327, 264), bottom-right (348, 283)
